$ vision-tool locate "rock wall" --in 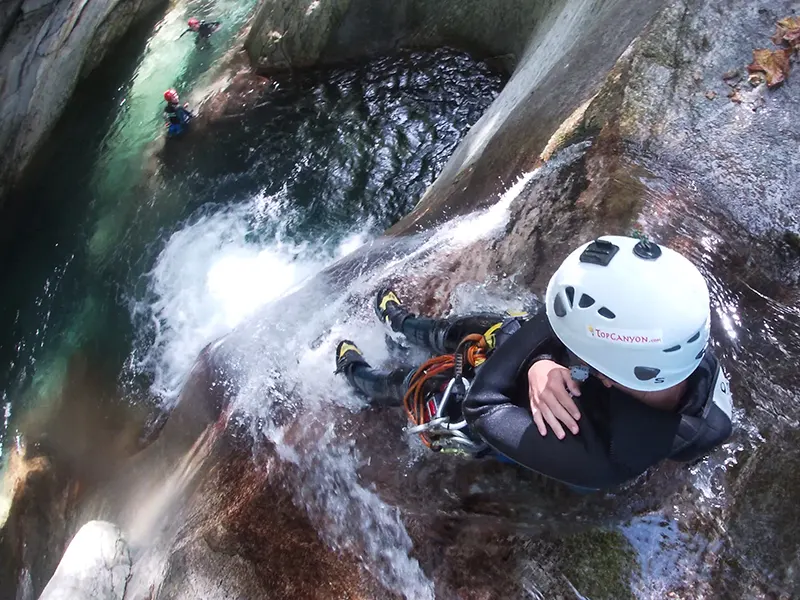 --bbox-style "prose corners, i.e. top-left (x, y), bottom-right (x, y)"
top-left (245, 0), bottom-right (669, 232)
top-left (595, 0), bottom-right (800, 241)
top-left (245, 0), bottom-right (560, 73)
top-left (390, 0), bottom-right (800, 242)
top-left (0, 0), bottom-right (165, 204)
